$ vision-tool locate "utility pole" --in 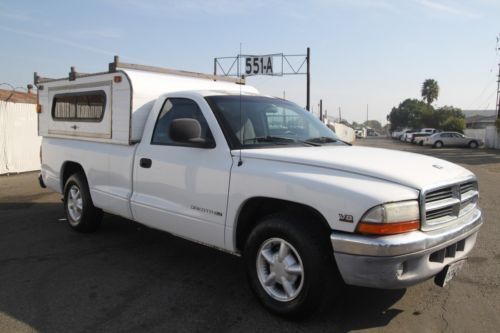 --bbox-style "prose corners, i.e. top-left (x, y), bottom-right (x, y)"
top-left (306, 47), bottom-right (311, 111)
top-left (366, 104), bottom-right (369, 123)
top-left (319, 99), bottom-right (323, 121)
top-left (339, 106), bottom-right (342, 122)
top-left (497, 62), bottom-right (500, 120)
